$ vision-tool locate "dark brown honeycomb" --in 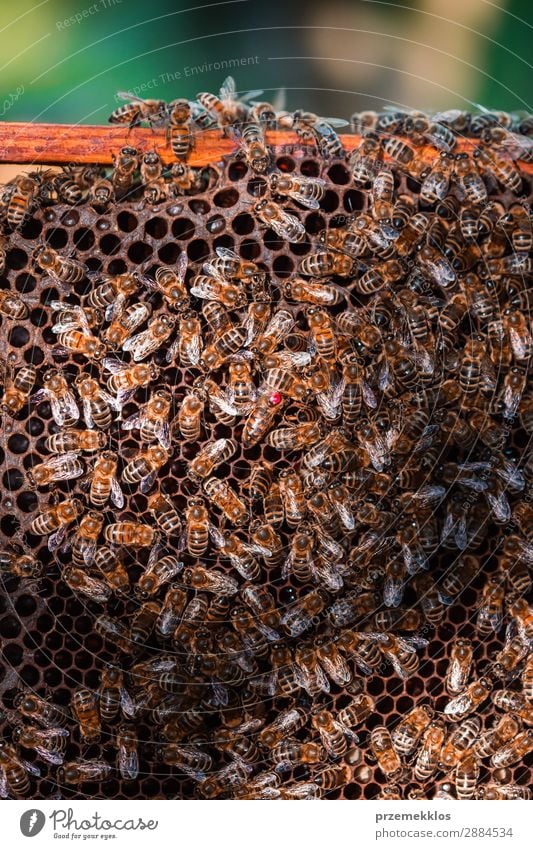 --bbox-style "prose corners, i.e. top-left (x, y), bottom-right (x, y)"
top-left (0, 144), bottom-right (532, 800)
